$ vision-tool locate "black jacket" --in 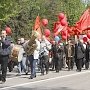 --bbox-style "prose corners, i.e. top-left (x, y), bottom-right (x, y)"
top-left (75, 42), bottom-right (85, 59)
top-left (0, 36), bottom-right (11, 56)
top-left (57, 45), bottom-right (64, 60)
top-left (86, 44), bottom-right (90, 60)
top-left (52, 44), bottom-right (58, 58)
